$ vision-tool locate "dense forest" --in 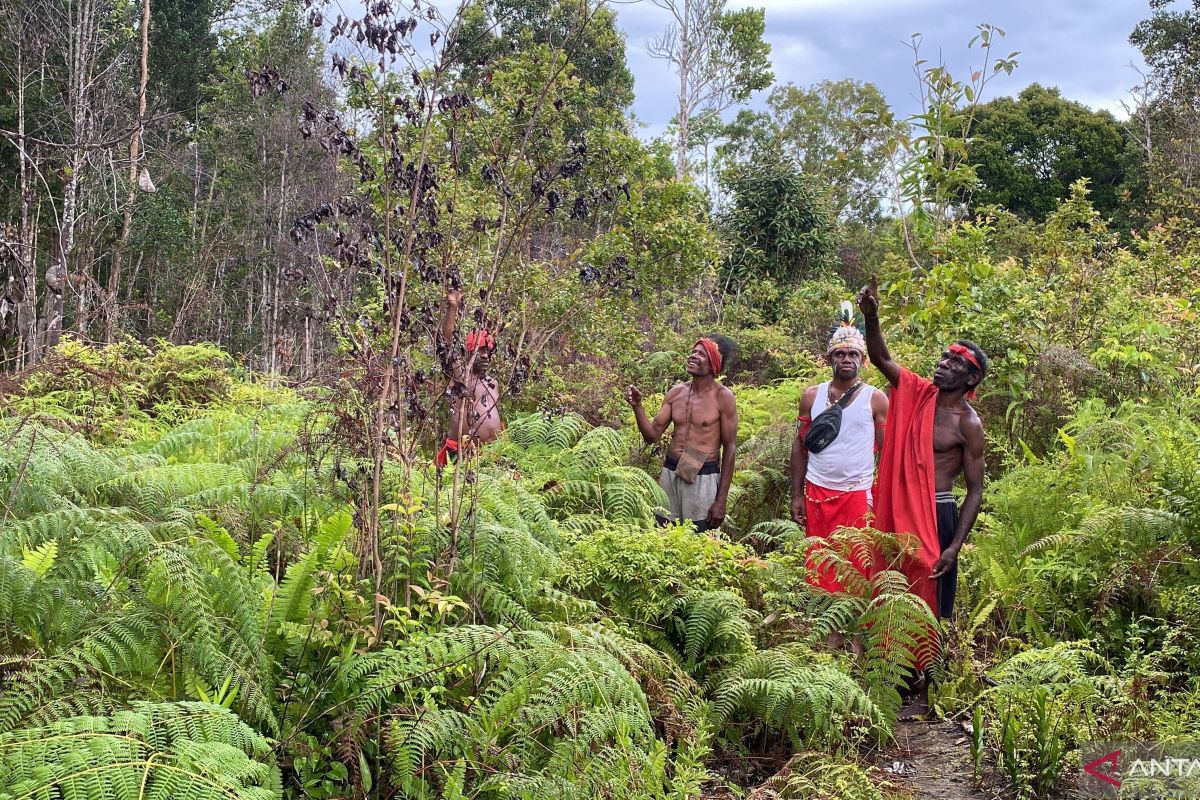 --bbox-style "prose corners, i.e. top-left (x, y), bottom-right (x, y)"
top-left (1, 0), bottom-right (1198, 798)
